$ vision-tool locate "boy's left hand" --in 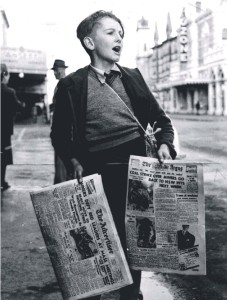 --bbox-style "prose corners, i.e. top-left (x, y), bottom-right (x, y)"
top-left (157, 144), bottom-right (171, 164)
